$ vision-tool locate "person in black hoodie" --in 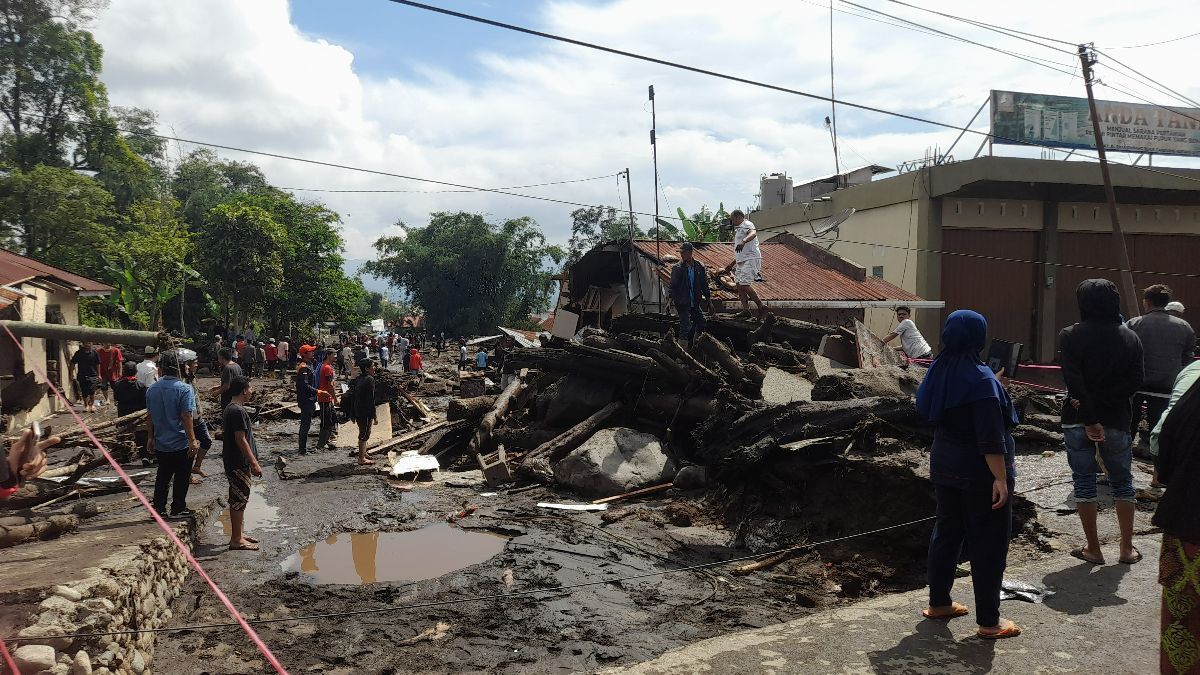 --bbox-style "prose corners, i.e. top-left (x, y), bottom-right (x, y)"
top-left (1058, 279), bottom-right (1144, 565)
top-left (1150, 360), bottom-right (1200, 674)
